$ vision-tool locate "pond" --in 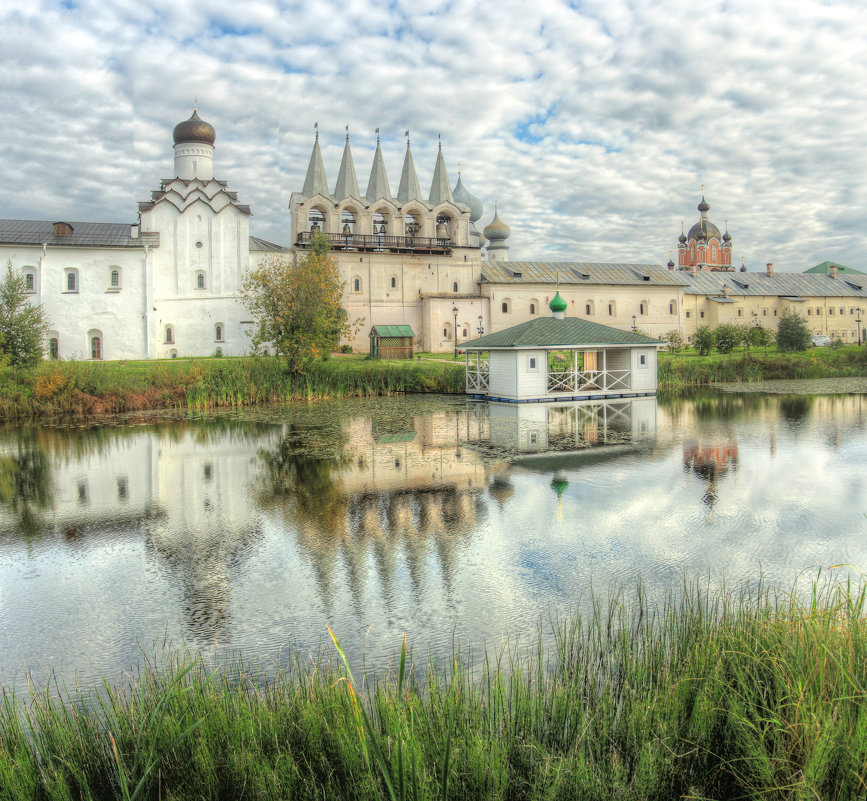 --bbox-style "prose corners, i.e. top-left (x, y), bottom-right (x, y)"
top-left (1, 388), bottom-right (866, 691)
